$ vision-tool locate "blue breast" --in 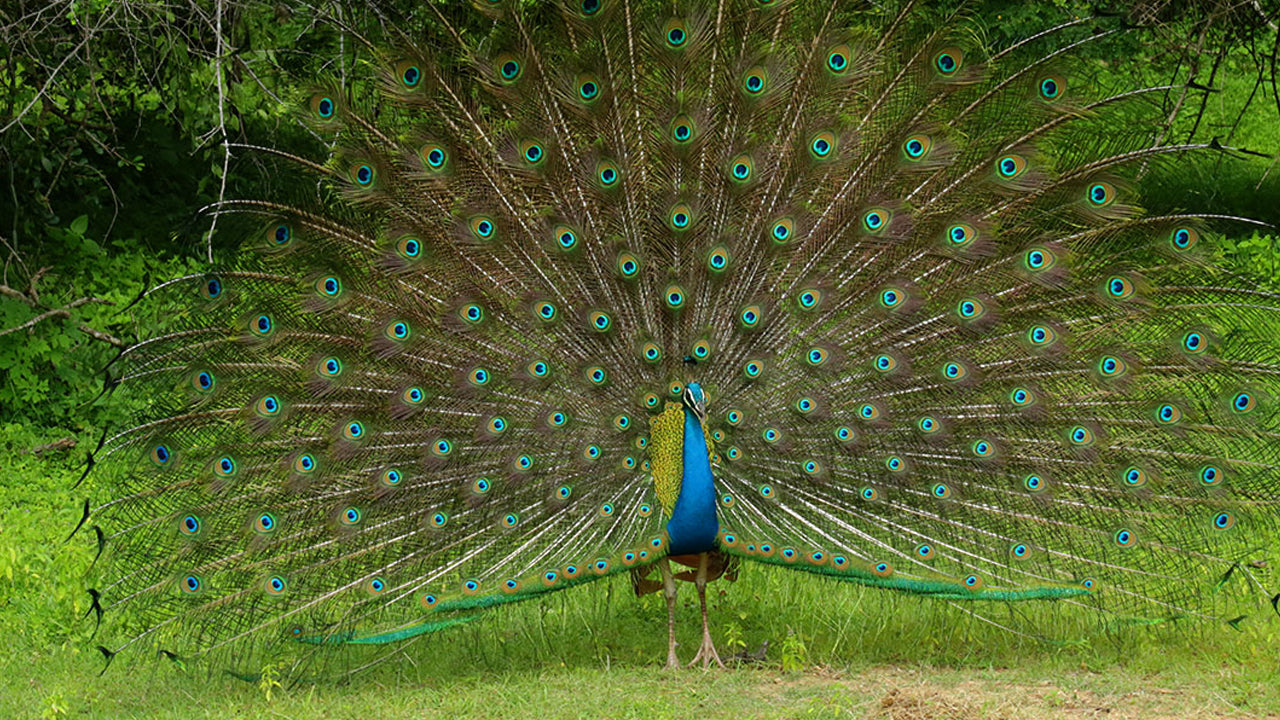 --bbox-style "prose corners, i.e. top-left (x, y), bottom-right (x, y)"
top-left (665, 407), bottom-right (720, 555)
